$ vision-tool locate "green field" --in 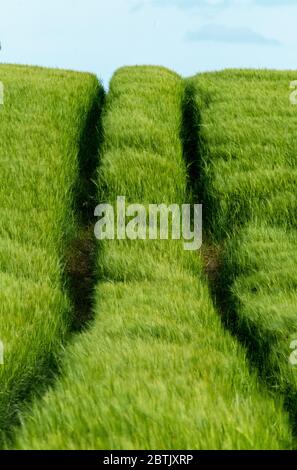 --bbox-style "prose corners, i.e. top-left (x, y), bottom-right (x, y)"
top-left (0, 64), bottom-right (102, 442)
top-left (188, 70), bottom-right (297, 434)
top-left (189, 70), bottom-right (297, 240)
top-left (0, 65), bottom-right (297, 449)
top-left (221, 225), bottom-right (297, 428)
